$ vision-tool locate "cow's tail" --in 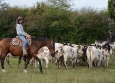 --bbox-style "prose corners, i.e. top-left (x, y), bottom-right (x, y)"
top-left (88, 46), bottom-right (92, 60)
